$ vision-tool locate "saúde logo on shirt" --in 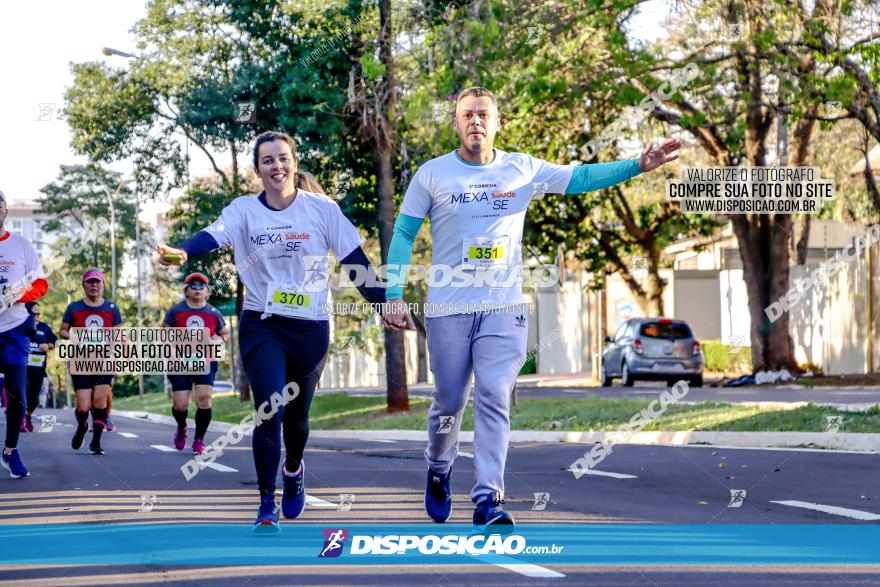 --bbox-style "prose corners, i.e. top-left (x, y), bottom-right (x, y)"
top-left (449, 182), bottom-right (518, 211)
top-left (249, 226), bottom-right (310, 253)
